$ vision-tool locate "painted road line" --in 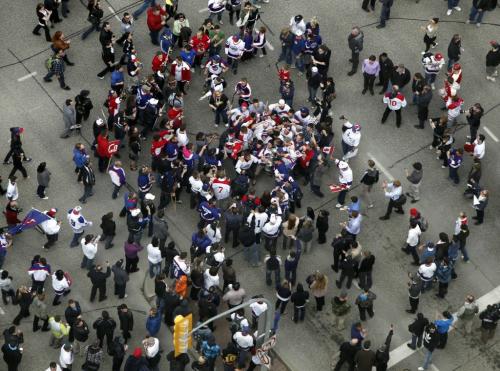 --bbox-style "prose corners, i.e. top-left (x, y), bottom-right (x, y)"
top-left (430, 364), bottom-right (441, 371)
top-left (265, 41), bottom-right (275, 51)
top-left (17, 71), bottom-right (37, 82)
top-left (387, 285), bottom-right (500, 368)
top-left (108, 6), bottom-right (121, 22)
top-left (198, 7), bottom-right (209, 12)
top-left (366, 152), bottom-right (394, 180)
top-left (483, 126), bottom-right (499, 142)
